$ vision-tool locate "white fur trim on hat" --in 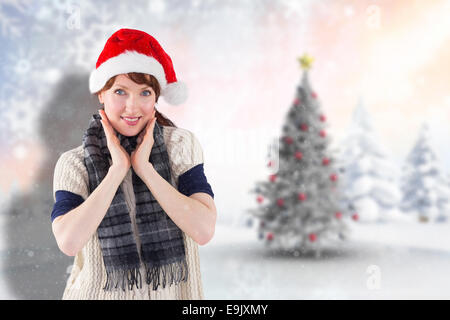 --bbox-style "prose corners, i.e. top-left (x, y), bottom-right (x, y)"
top-left (162, 81), bottom-right (188, 105)
top-left (89, 50), bottom-right (167, 94)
